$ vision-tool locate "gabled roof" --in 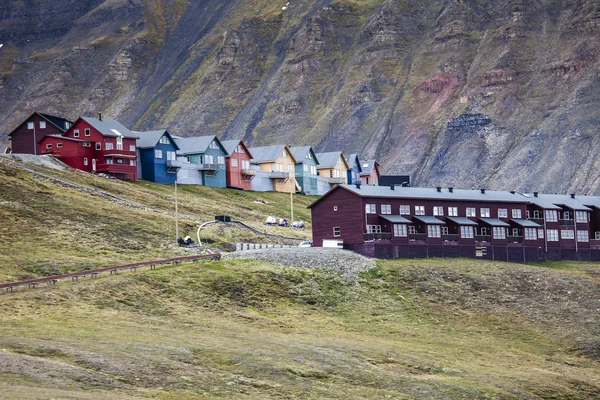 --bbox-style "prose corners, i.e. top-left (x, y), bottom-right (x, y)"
top-left (525, 193), bottom-right (591, 211)
top-left (175, 135), bottom-right (224, 155)
top-left (289, 146), bottom-right (319, 165)
top-left (220, 139), bottom-right (253, 158)
top-left (80, 117), bottom-right (137, 139)
top-left (359, 160), bottom-right (380, 176)
top-left (345, 154), bottom-right (362, 172)
top-left (248, 145), bottom-right (297, 164)
top-left (8, 111), bottom-right (73, 137)
top-left (134, 129), bottom-right (179, 150)
top-left (315, 151), bottom-right (349, 169)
